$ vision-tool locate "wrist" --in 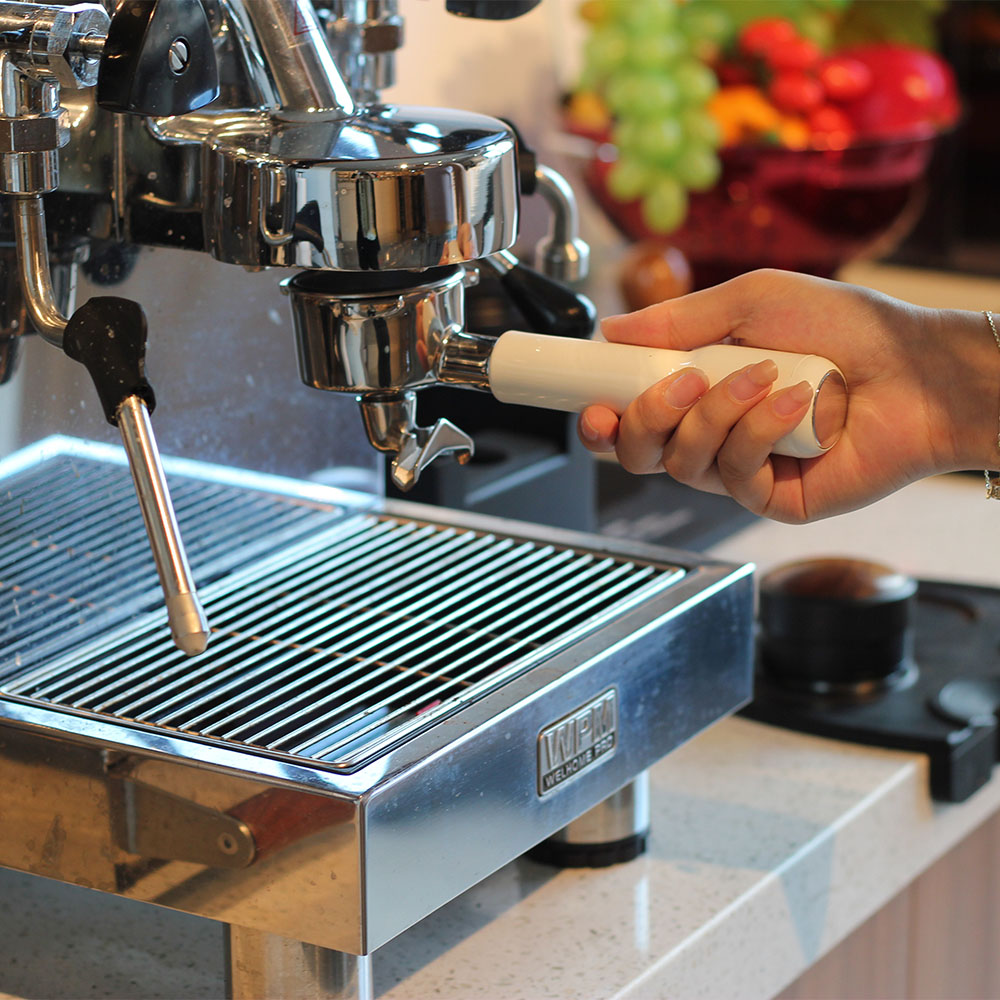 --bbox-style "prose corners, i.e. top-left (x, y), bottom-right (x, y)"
top-left (931, 308), bottom-right (1000, 472)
